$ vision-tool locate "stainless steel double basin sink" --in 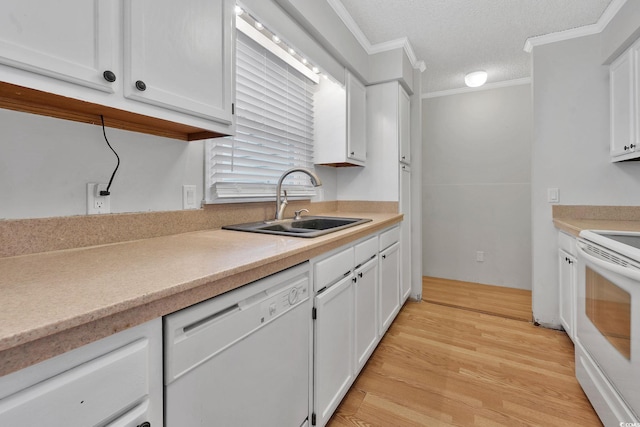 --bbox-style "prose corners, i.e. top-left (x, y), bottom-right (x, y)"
top-left (222, 216), bottom-right (372, 238)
